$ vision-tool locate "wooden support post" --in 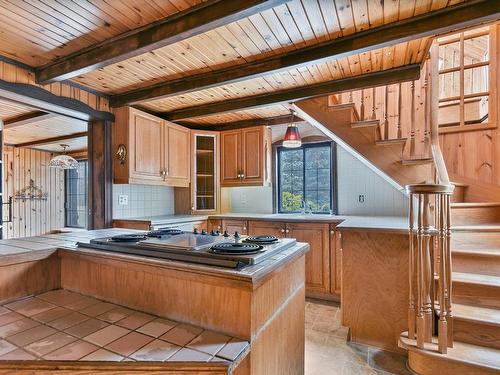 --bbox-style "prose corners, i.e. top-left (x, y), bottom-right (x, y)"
top-left (408, 193), bottom-right (416, 340)
top-left (397, 83), bottom-right (402, 139)
top-left (410, 81), bottom-right (416, 157)
top-left (88, 120), bottom-right (113, 229)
